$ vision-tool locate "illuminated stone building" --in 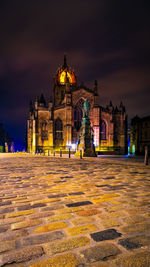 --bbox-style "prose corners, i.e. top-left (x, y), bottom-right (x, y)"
top-left (0, 123), bottom-right (14, 152)
top-left (130, 115), bottom-right (150, 154)
top-left (27, 56), bottom-right (128, 154)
